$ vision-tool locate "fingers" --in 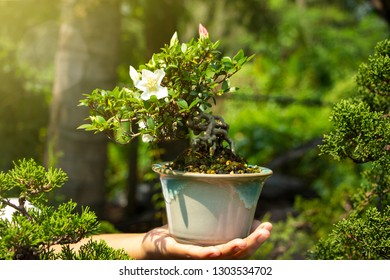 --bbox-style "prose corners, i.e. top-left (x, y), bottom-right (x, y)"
top-left (250, 219), bottom-right (262, 232)
top-left (259, 221), bottom-right (273, 232)
top-left (213, 238), bottom-right (248, 259)
top-left (212, 221), bottom-right (273, 259)
top-left (237, 223), bottom-right (272, 259)
top-left (182, 221), bottom-right (273, 260)
top-left (151, 235), bottom-right (244, 260)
